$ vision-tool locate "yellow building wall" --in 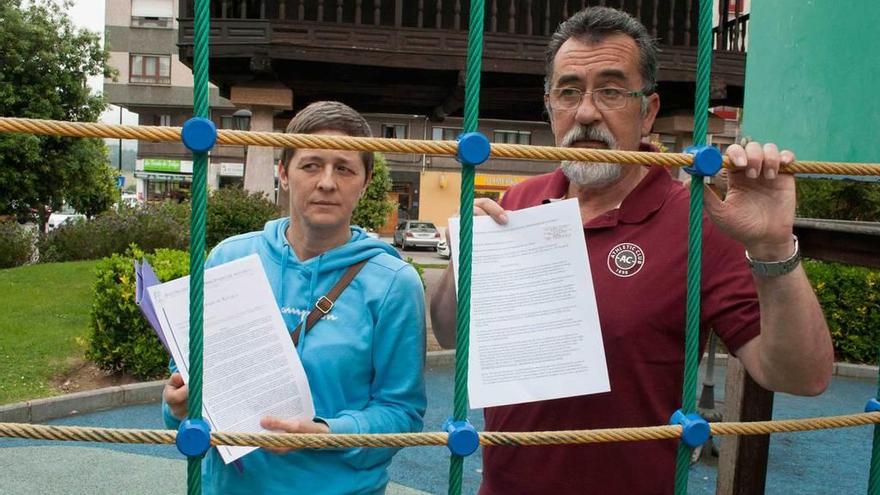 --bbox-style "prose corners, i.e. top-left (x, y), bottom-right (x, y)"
top-left (419, 171), bottom-right (462, 230)
top-left (418, 170), bottom-right (532, 229)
